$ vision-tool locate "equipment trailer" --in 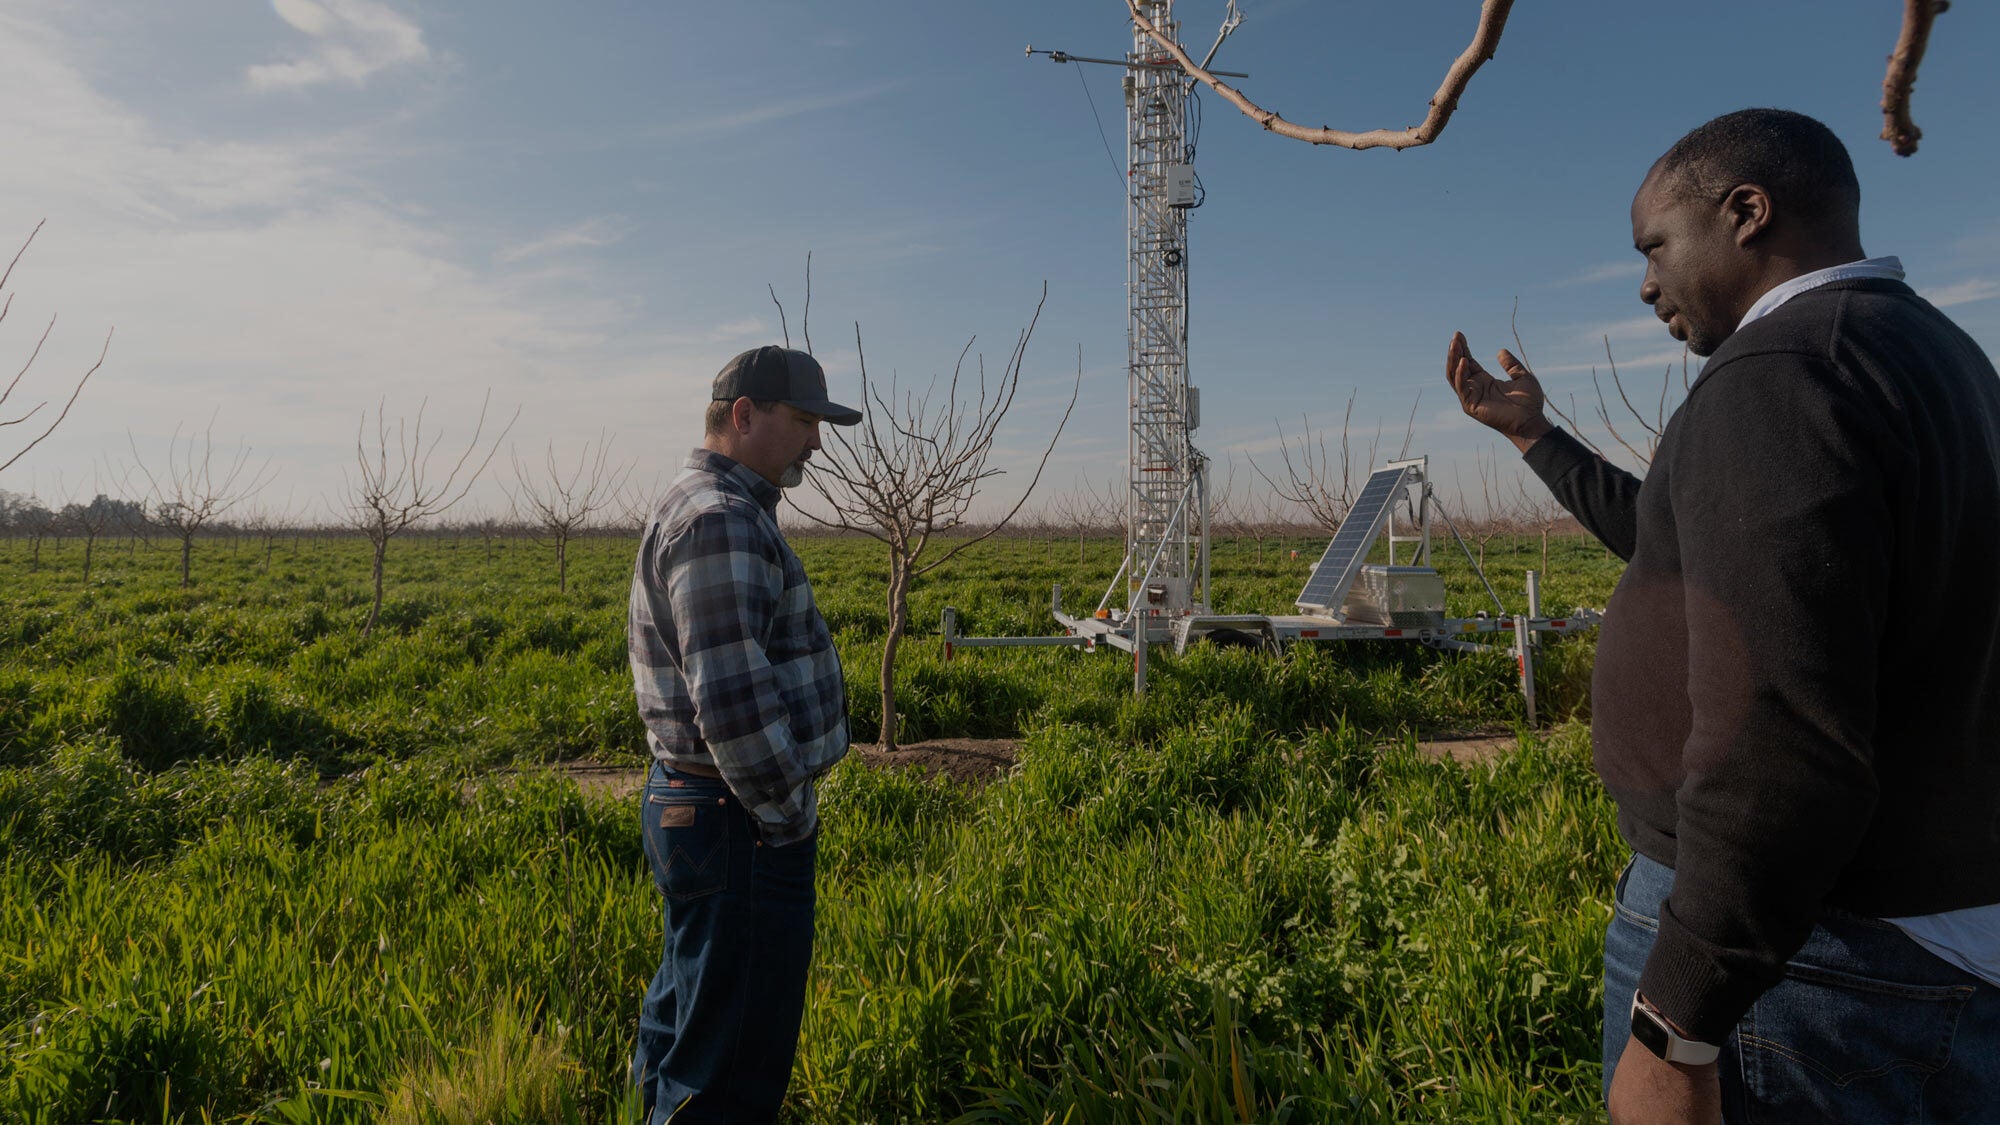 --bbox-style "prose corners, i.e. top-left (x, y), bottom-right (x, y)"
top-left (942, 457), bottom-right (1600, 720)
